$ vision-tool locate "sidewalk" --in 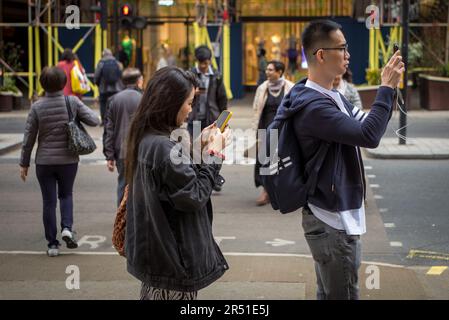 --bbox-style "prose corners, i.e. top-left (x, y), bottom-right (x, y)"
top-left (363, 138), bottom-right (449, 159)
top-left (0, 253), bottom-right (430, 300)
